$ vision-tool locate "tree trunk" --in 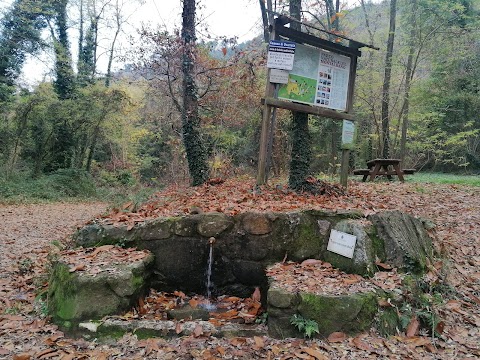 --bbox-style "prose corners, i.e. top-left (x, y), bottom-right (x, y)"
top-left (52, 0), bottom-right (75, 100)
top-left (181, 0), bottom-right (209, 186)
top-left (259, 0), bottom-right (269, 42)
top-left (381, 0), bottom-right (397, 159)
top-left (400, 0), bottom-right (417, 163)
top-left (288, 0), bottom-right (312, 190)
